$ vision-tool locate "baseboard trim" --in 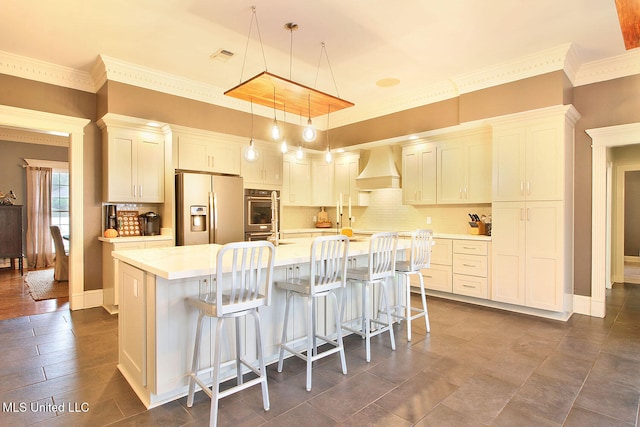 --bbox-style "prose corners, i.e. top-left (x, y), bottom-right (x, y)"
top-left (70, 290), bottom-right (104, 310)
top-left (573, 294), bottom-right (606, 318)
